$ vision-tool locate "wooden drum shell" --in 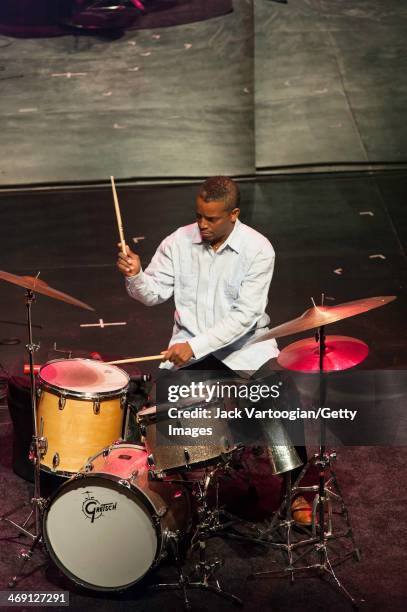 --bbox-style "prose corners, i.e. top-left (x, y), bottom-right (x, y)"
top-left (37, 390), bottom-right (126, 476)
